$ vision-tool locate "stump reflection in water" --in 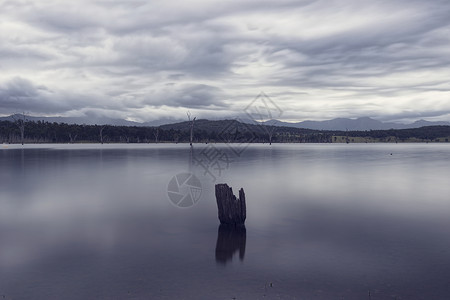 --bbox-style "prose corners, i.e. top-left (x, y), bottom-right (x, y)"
top-left (215, 224), bottom-right (246, 265)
